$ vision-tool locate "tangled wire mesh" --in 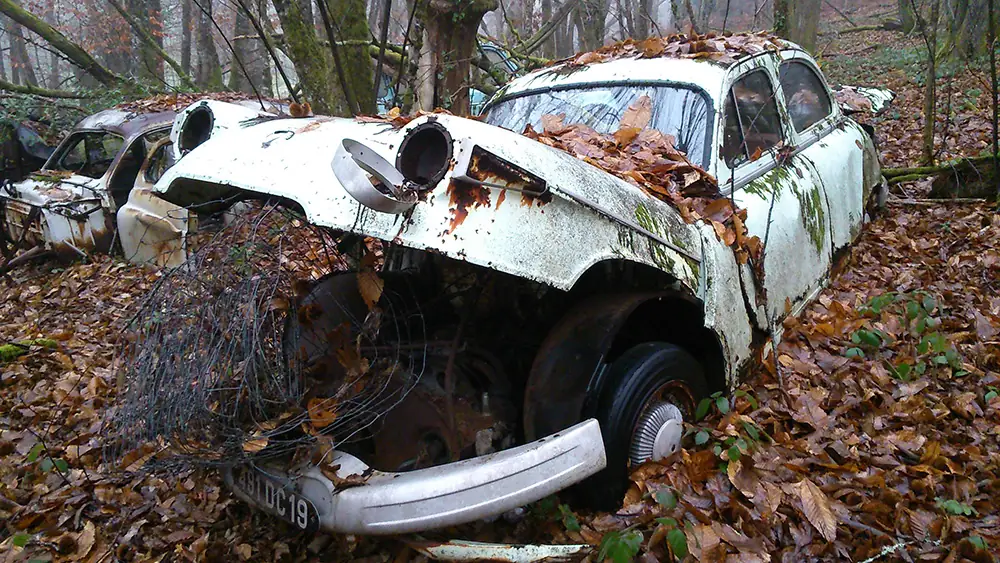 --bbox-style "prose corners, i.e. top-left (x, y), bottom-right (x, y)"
top-left (105, 203), bottom-right (426, 470)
